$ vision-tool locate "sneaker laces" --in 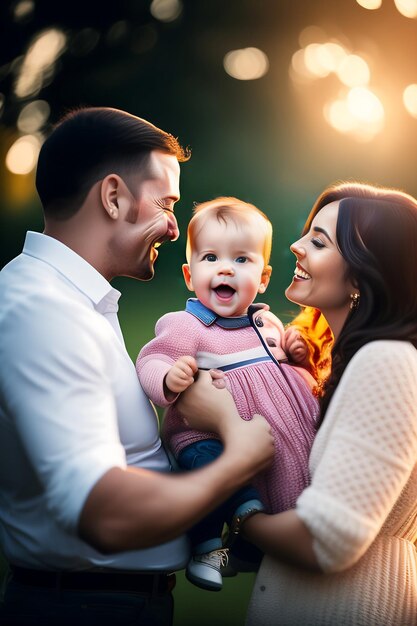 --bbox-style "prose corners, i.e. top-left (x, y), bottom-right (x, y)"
top-left (199, 548), bottom-right (229, 568)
